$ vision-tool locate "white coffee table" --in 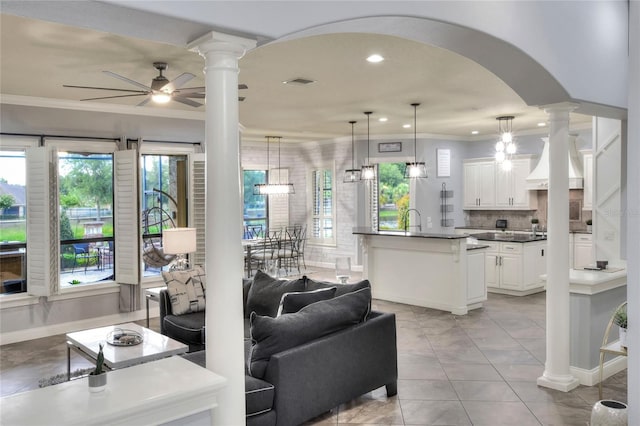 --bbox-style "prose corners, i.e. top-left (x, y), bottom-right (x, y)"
top-left (66, 322), bottom-right (188, 379)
